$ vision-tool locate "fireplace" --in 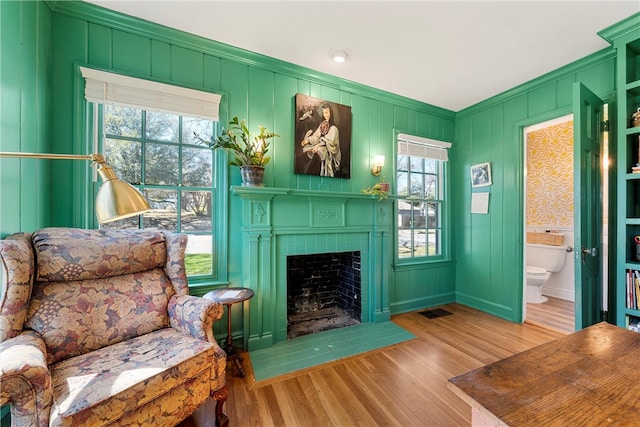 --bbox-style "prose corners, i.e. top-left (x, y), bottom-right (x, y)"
top-left (231, 186), bottom-right (392, 351)
top-left (287, 251), bottom-right (361, 339)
